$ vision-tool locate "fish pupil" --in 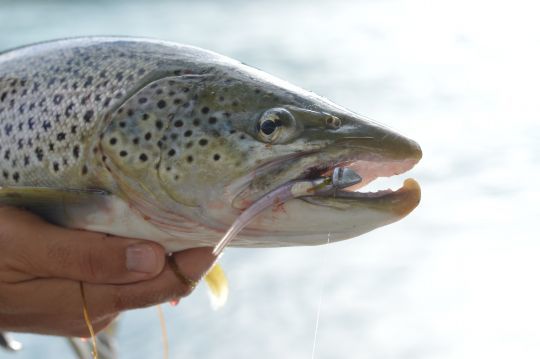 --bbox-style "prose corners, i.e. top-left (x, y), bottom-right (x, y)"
top-left (261, 120), bottom-right (277, 135)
